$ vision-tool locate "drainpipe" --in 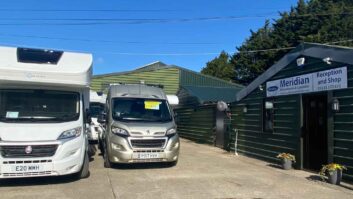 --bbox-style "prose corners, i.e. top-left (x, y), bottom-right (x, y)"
top-left (233, 128), bottom-right (239, 156)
